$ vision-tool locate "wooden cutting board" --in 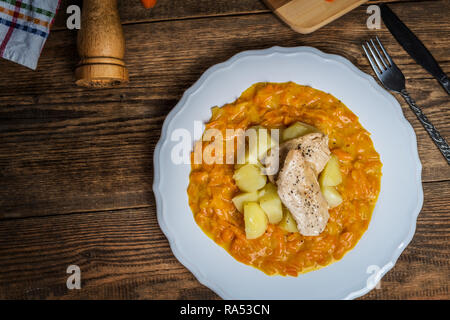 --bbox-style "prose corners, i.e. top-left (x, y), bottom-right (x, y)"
top-left (264, 0), bottom-right (368, 34)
